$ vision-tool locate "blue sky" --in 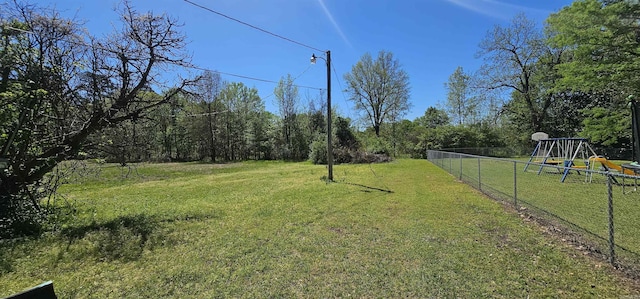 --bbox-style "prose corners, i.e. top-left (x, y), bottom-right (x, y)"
top-left (44, 0), bottom-right (575, 122)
